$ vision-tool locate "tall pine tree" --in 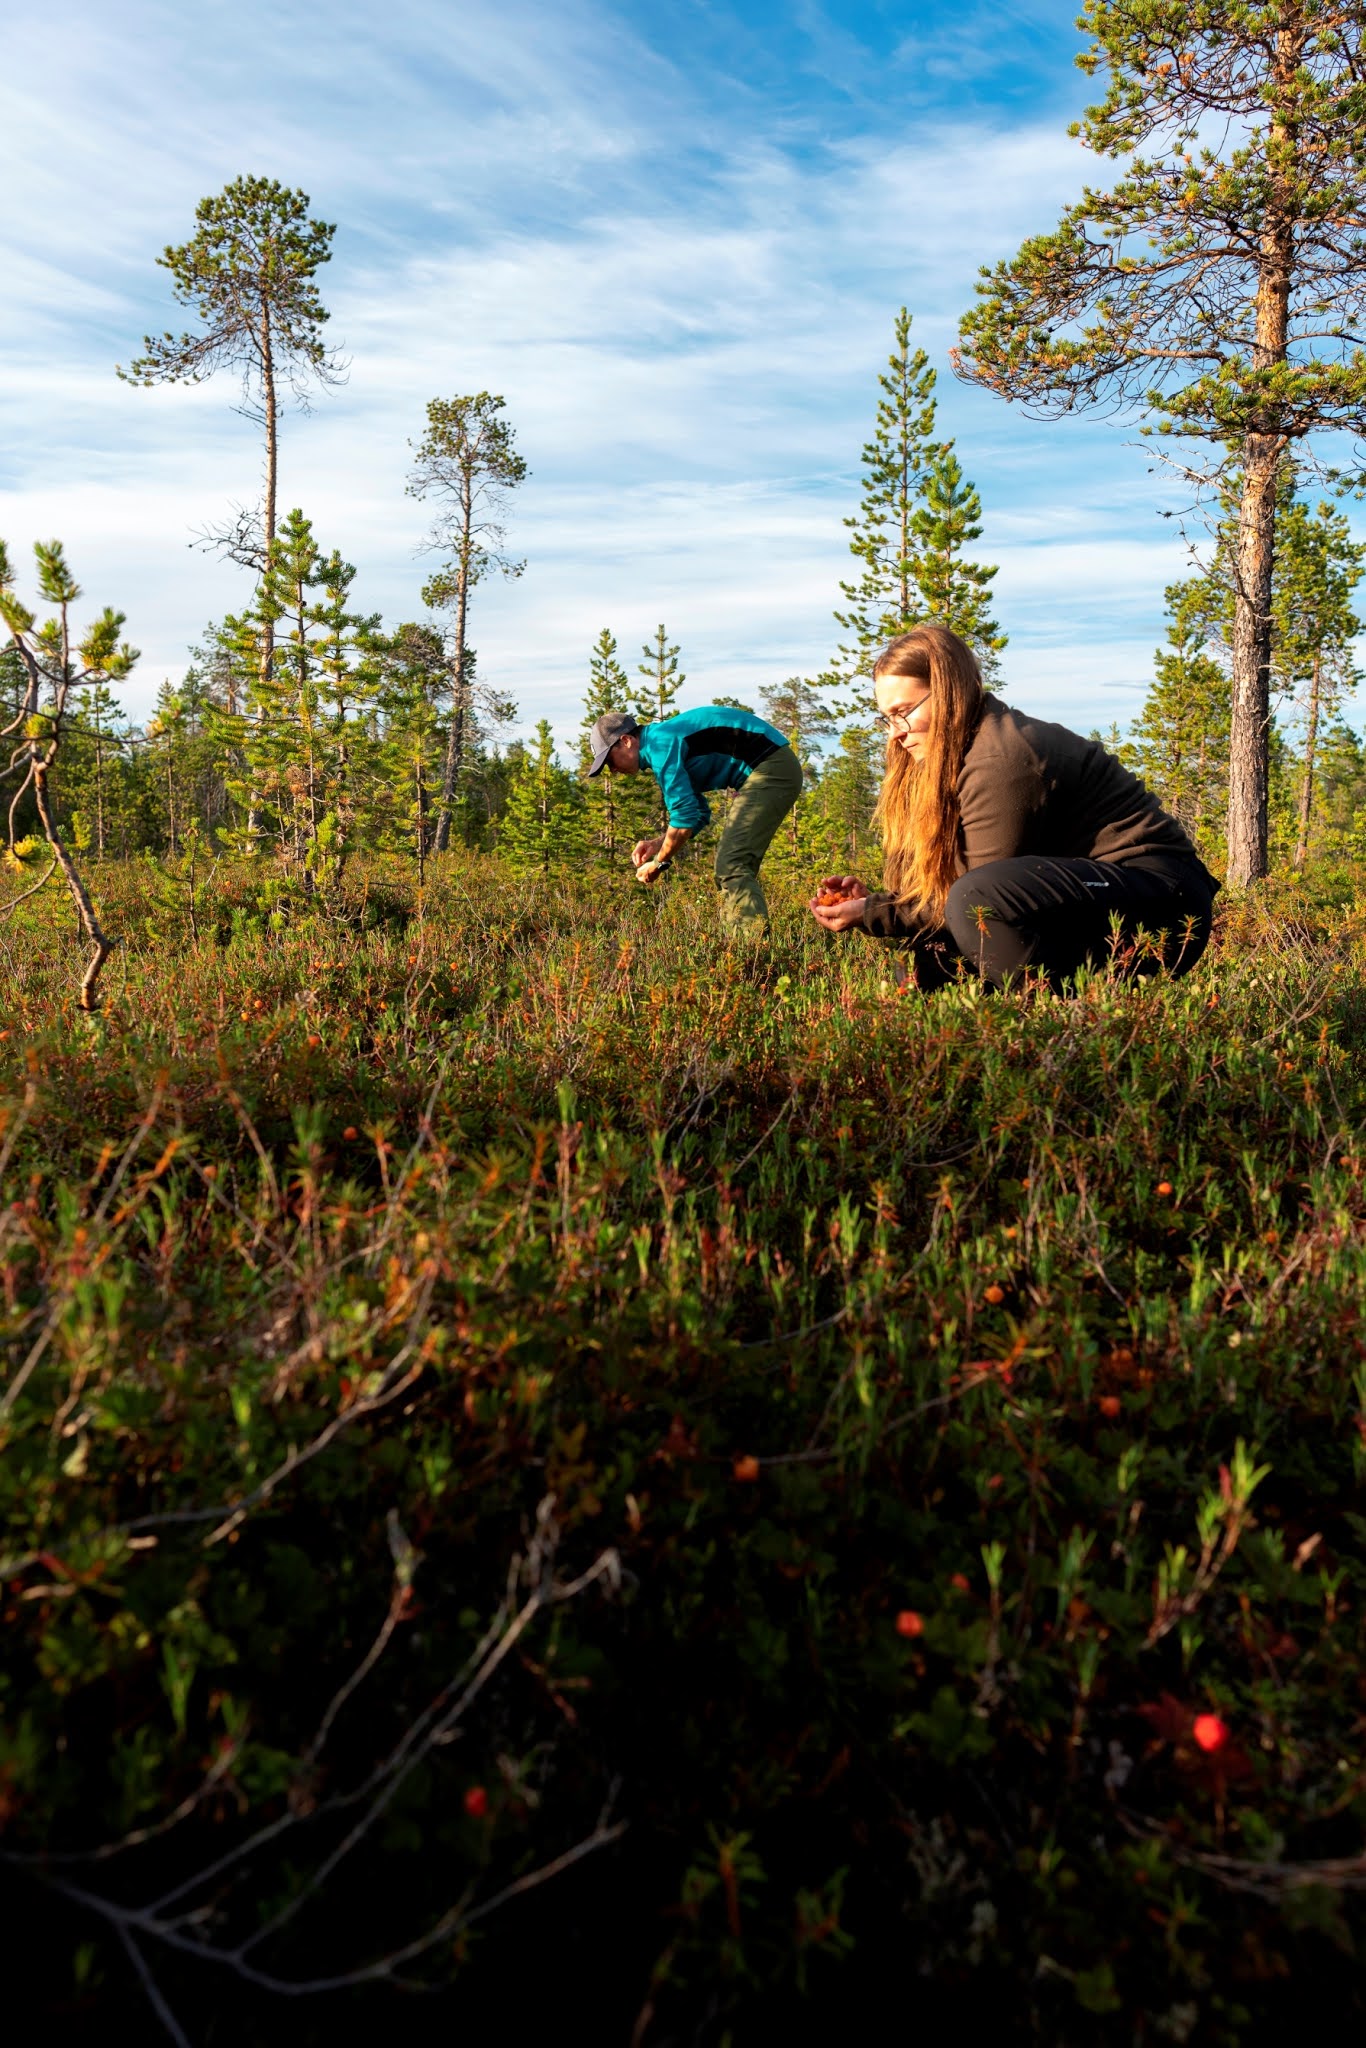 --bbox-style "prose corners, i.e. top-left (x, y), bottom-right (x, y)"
top-left (828, 308), bottom-right (938, 689)
top-left (407, 393), bottom-right (527, 852)
top-left (828, 307), bottom-right (1003, 698)
top-left (910, 448), bottom-right (1005, 681)
top-left (954, 3), bottom-right (1366, 886)
top-left (635, 624), bottom-right (685, 723)
top-left (118, 177), bottom-right (342, 703)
